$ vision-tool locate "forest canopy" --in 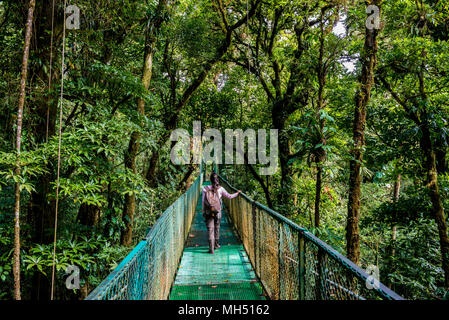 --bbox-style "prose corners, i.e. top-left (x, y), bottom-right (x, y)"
top-left (0, 0), bottom-right (448, 300)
